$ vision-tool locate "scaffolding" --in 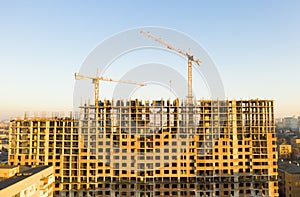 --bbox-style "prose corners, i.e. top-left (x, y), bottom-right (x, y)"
top-left (8, 99), bottom-right (278, 197)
